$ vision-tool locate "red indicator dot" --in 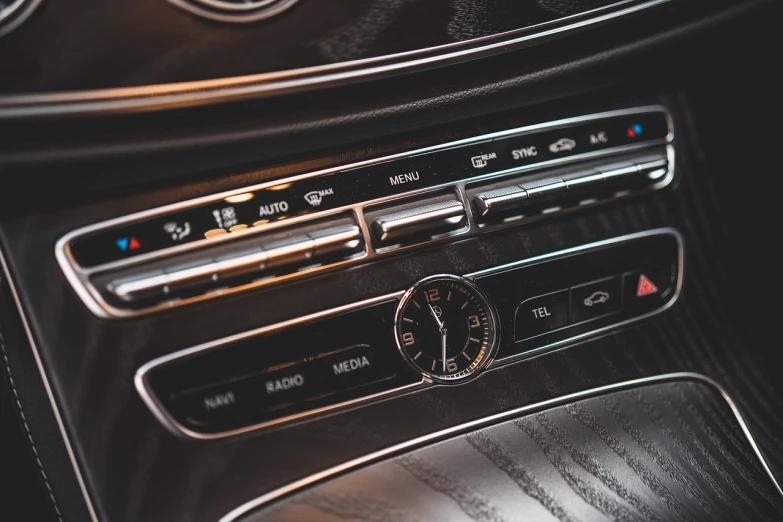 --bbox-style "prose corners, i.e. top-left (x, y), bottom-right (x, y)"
top-left (627, 123), bottom-right (643, 138)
